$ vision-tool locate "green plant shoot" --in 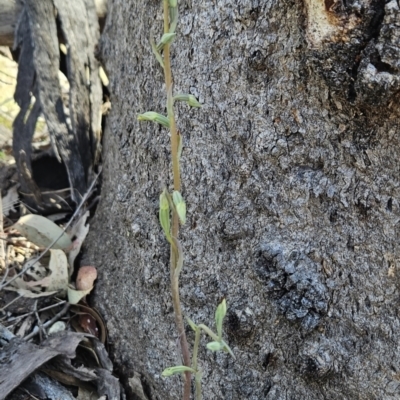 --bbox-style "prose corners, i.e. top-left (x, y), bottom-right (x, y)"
top-left (137, 0), bottom-right (233, 398)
